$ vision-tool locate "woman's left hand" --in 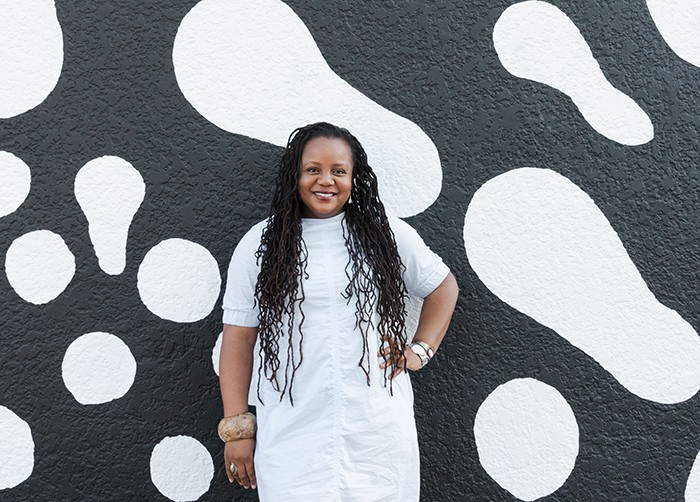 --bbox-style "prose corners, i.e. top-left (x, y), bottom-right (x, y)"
top-left (378, 341), bottom-right (423, 378)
